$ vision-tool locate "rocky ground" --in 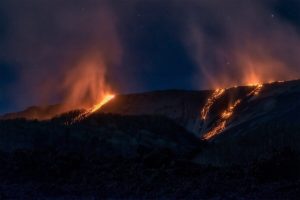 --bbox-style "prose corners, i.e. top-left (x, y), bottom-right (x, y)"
top-left (0, 151), bottom-right (299, 199)
top-left (1, 80), bottom-right (300, 199)
top-left (0, 114), bottom-right (299, 199)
